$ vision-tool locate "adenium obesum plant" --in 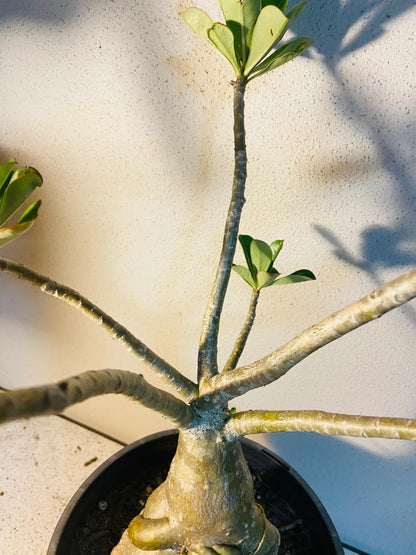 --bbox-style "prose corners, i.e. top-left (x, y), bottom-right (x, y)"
top-left (1, 1), bottom-right (416, 554)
